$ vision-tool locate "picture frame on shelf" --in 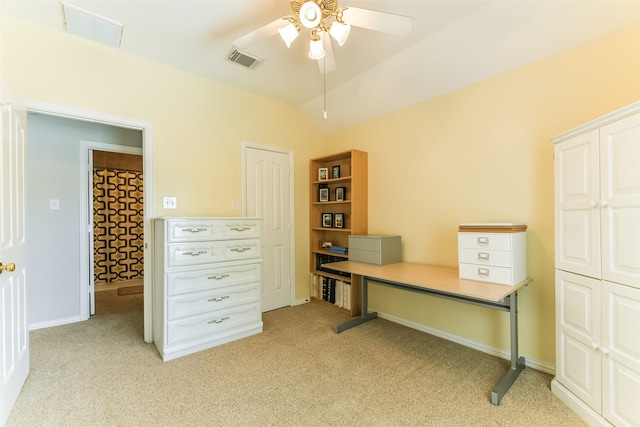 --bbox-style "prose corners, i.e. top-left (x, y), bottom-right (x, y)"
top-left (332, 165), bottom-right (341, 179)
top-left (322, 213), bottom-right (333, 228)
top-left (319, 186), bottom-right (329, 202)
top-left (334, 213), bottom-right (344, 228)
top-left (318, 167), bottom-right (329, 180)
top-left (335, 187), bottom-right (345, 201)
